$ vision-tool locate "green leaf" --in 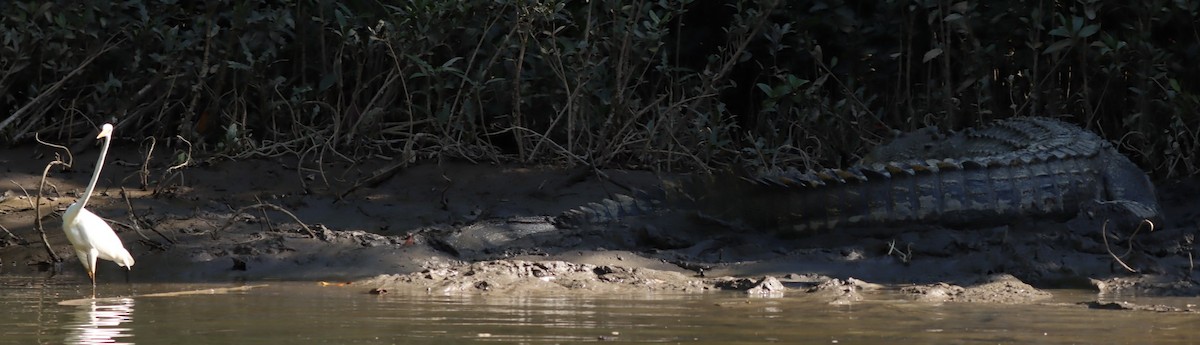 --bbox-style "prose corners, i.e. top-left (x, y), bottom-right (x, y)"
top-left (335, 8), bottom-right (347, 29)
top-left (922, 48), bottom-right (943, 63)
top-left (440, 57), bottom-right (463, 69)
top-left (226, 61), bottom-right (251, 70)
top-left (1042, 39), bottom-right (1073, 54)
top-left (756, 83), bottom-right (773, 96)
top-left (1078, 24), bottom-right (1099, 38)
top-left (773, 84), bottom-right (790, 96)
top-left (787, 75), bottom-right (809, 88)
